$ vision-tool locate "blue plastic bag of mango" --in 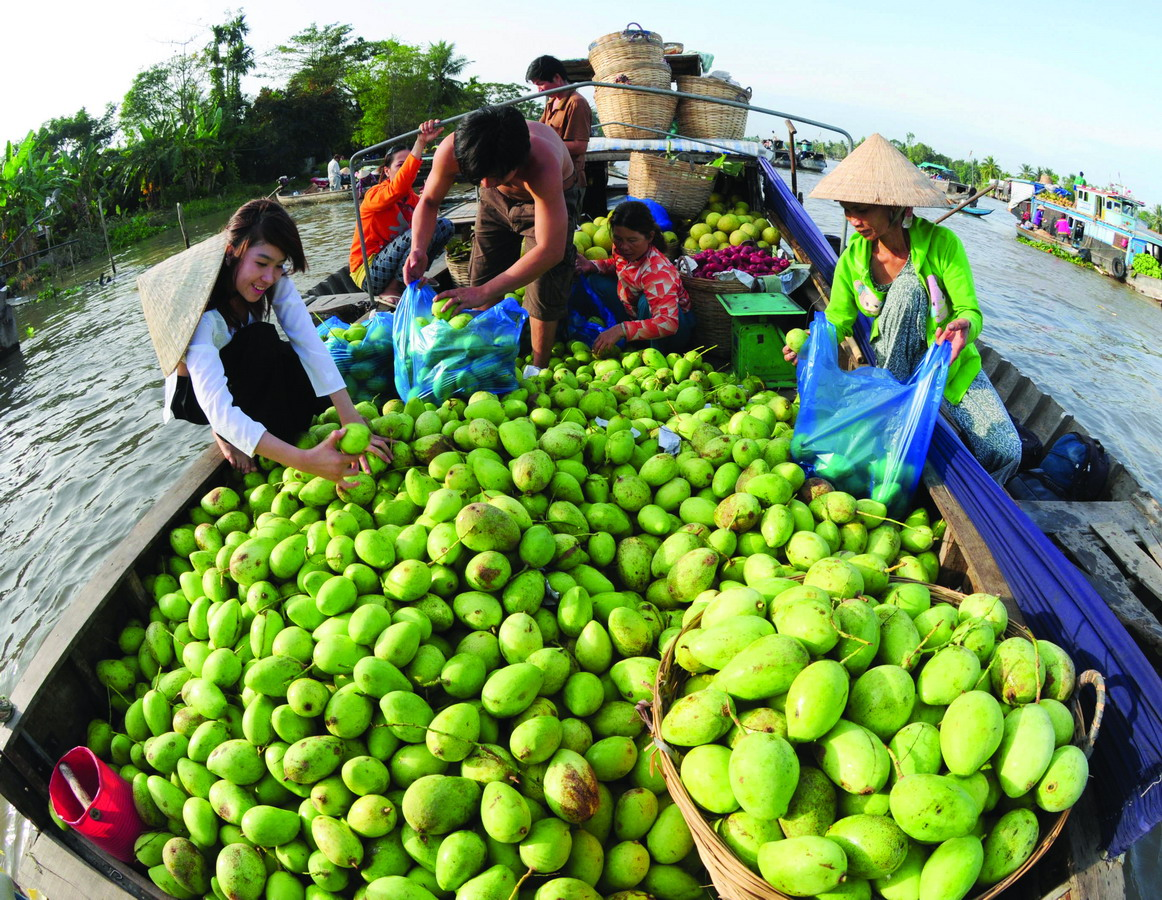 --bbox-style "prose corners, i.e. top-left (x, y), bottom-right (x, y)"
top-left (393, 281), bottom-right (528, 402)
top-left (565, 274), bottom-right (620, 347)
top-left (791, 310), bottom-right (950, 514)
top-left (315, 313), bottom-right (394, 404)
